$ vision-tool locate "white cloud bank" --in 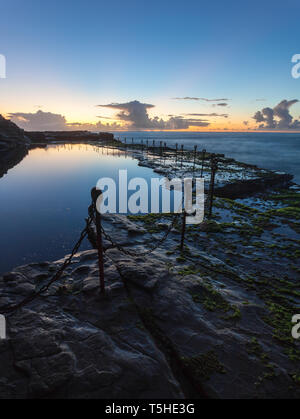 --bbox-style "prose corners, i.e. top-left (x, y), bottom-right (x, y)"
top-left (253, 99), bottom-right (300, 130)
top-left (97, 100), bottom-right (210, 130)
top-left (8, 110), bottom-right (121, 131)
